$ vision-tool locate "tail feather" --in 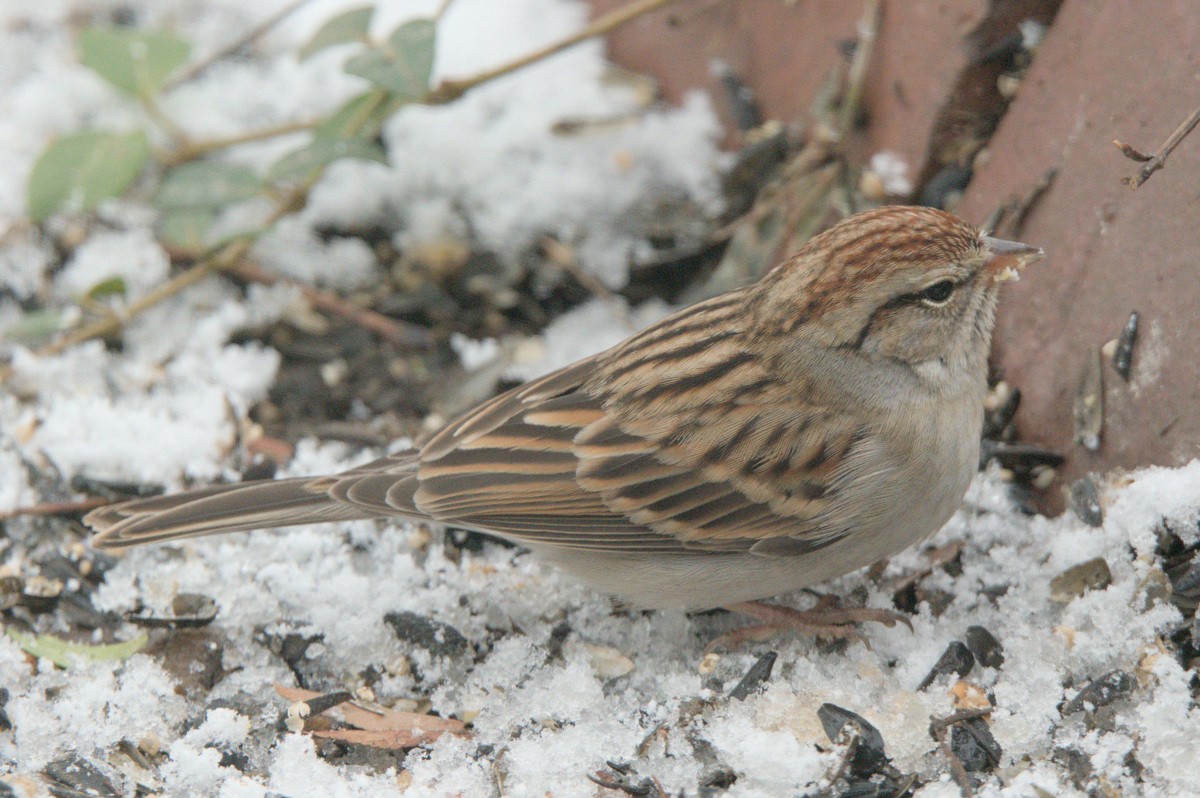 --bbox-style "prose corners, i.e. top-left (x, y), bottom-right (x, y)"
top-left (86, 477), bottom-right (388, 549)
